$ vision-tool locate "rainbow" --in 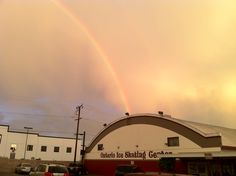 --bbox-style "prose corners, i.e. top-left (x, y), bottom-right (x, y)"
top-left (50, 0), bottom-right (130, 113)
